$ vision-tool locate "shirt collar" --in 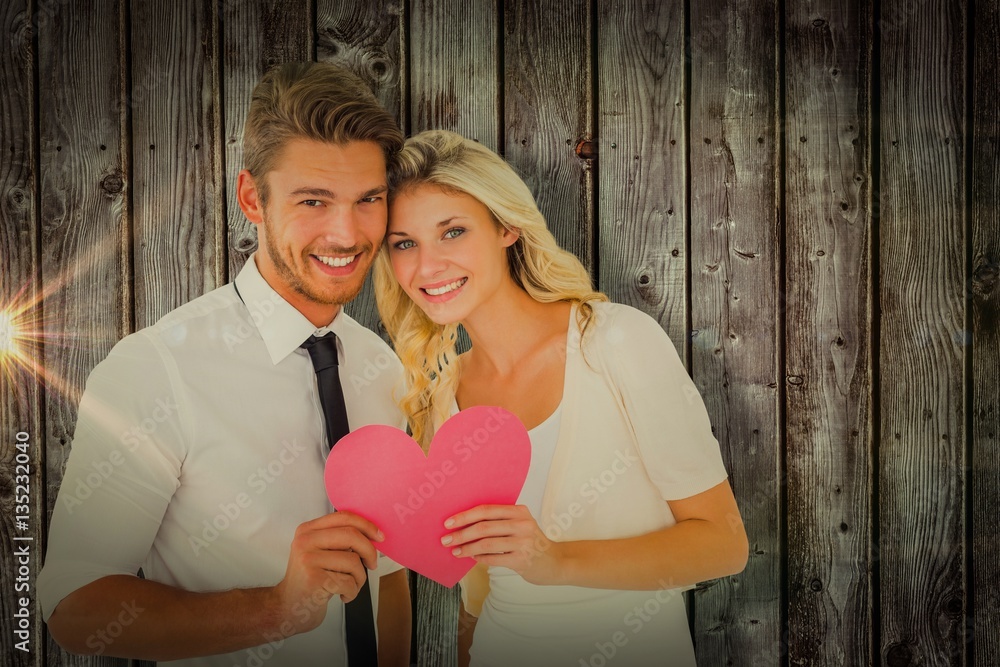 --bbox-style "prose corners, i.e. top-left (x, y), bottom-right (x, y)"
top-left (233, 252), bottom-right (345, 365)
